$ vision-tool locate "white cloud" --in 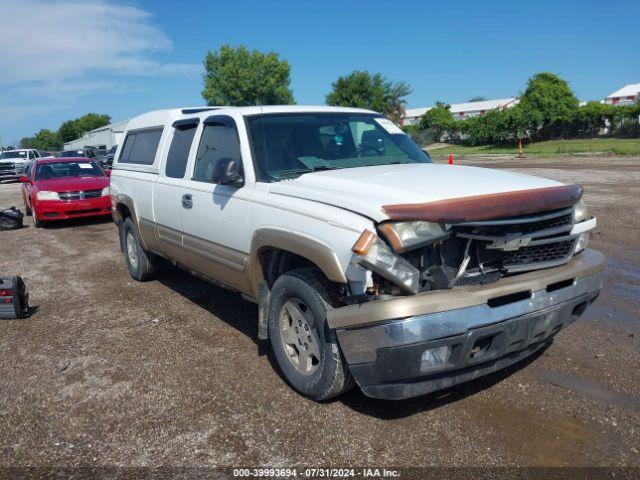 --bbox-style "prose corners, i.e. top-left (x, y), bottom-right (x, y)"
top-left (0, 0), bottom-right (200, 140)
top-left (0, 0), bottom-right (200, 84)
